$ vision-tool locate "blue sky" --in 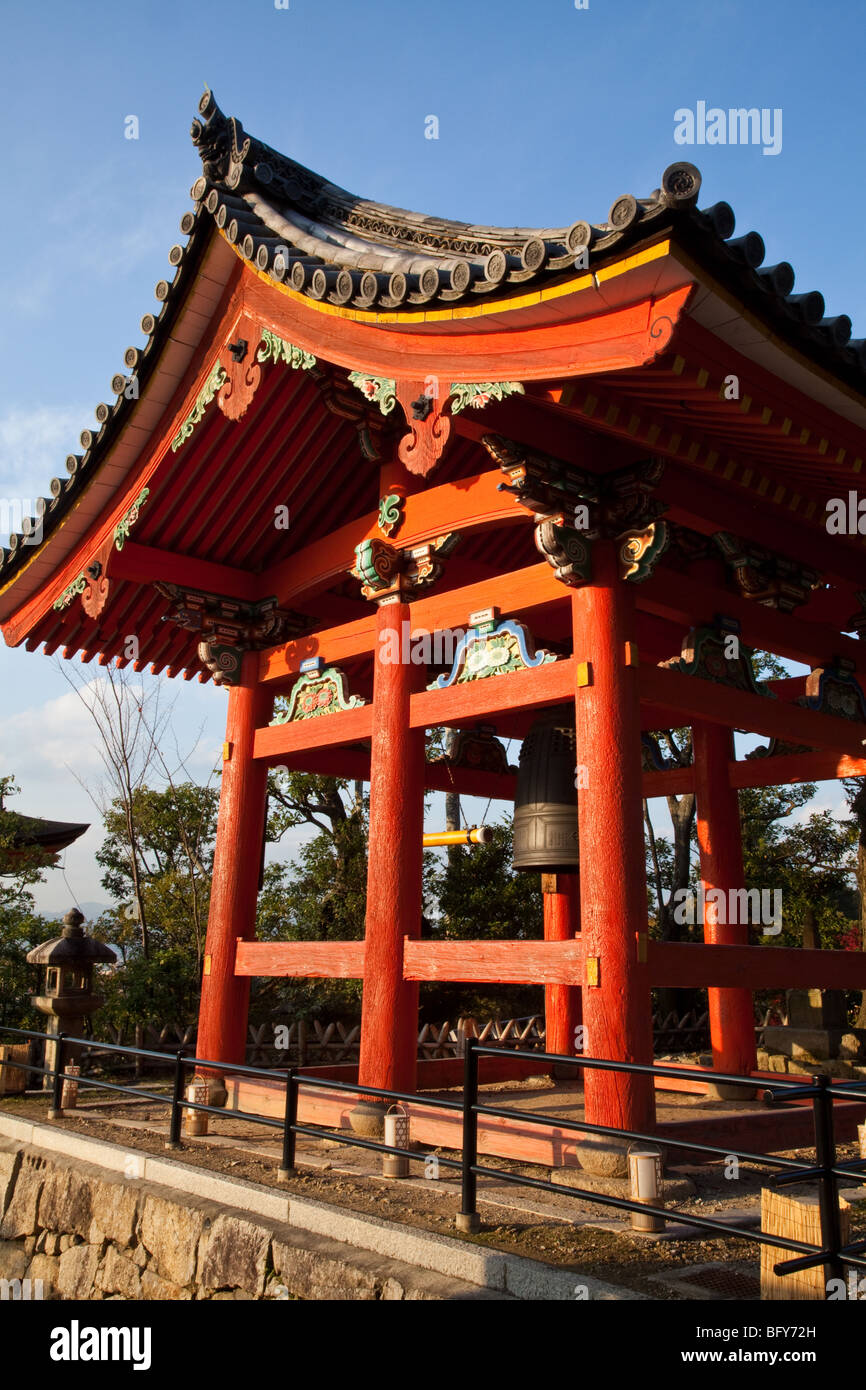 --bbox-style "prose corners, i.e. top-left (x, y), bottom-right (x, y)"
top-left (0, 0), bottom-right (863, 911)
